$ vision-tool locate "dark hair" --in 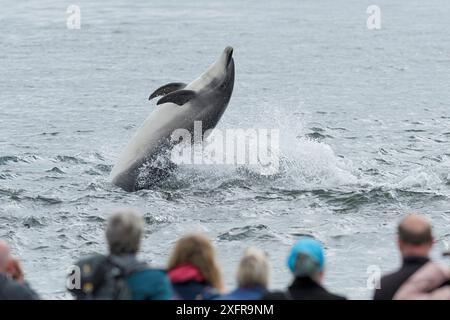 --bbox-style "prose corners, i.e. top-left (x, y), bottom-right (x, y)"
top-left (398, 224), bottom-right (432, 245)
